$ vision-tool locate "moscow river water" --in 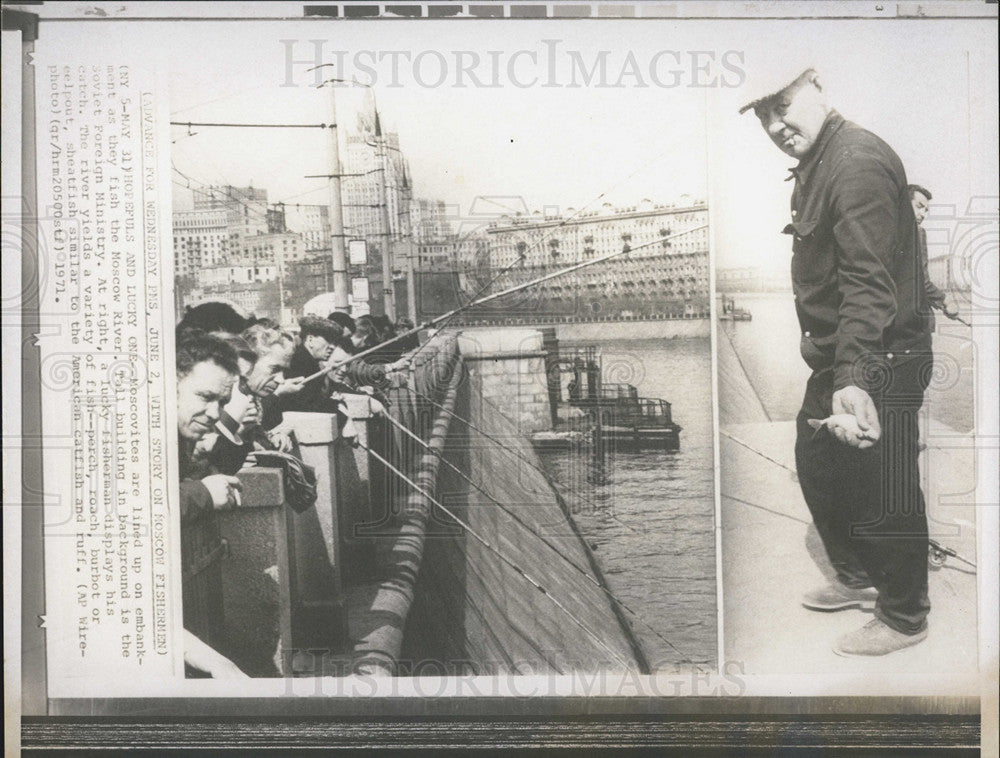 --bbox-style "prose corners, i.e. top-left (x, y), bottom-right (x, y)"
top-left (536, 334), bottom-right (717, 672)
